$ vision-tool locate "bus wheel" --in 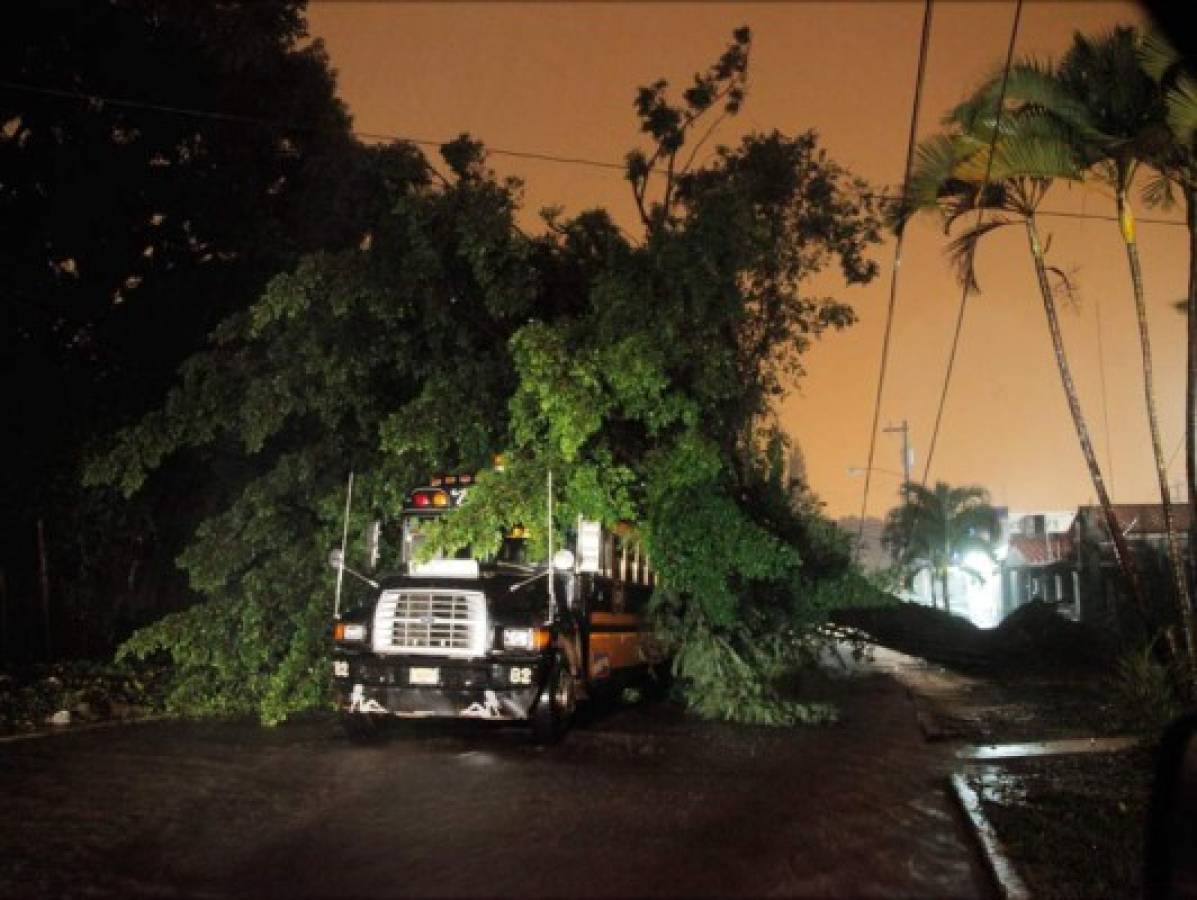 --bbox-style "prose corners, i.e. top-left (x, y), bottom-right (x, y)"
top-left (644, 661), bottom-right (674, 703)
top-left (341, 712), bottom-right (384, 744)
top-left (531, 657), bottom-right (576, 745)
